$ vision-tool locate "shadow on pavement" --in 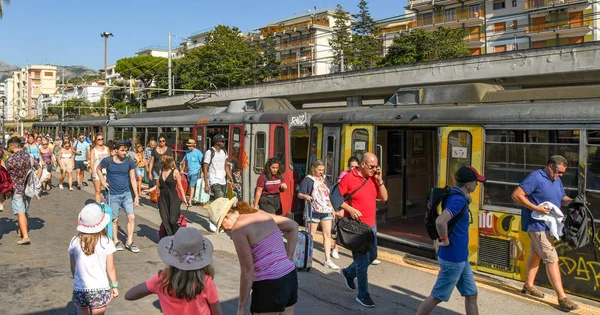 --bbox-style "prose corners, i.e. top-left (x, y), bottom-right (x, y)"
top-left (22, 301), bottom-right (76, 315)
top-left (0, 216), bottom-right (45, 241)
top-left (181, 208), bottom-right (212, 232)
top-left (137, 224), bottom-right (160, 244)
top-left (152, 299), bottom-right (162, 311)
